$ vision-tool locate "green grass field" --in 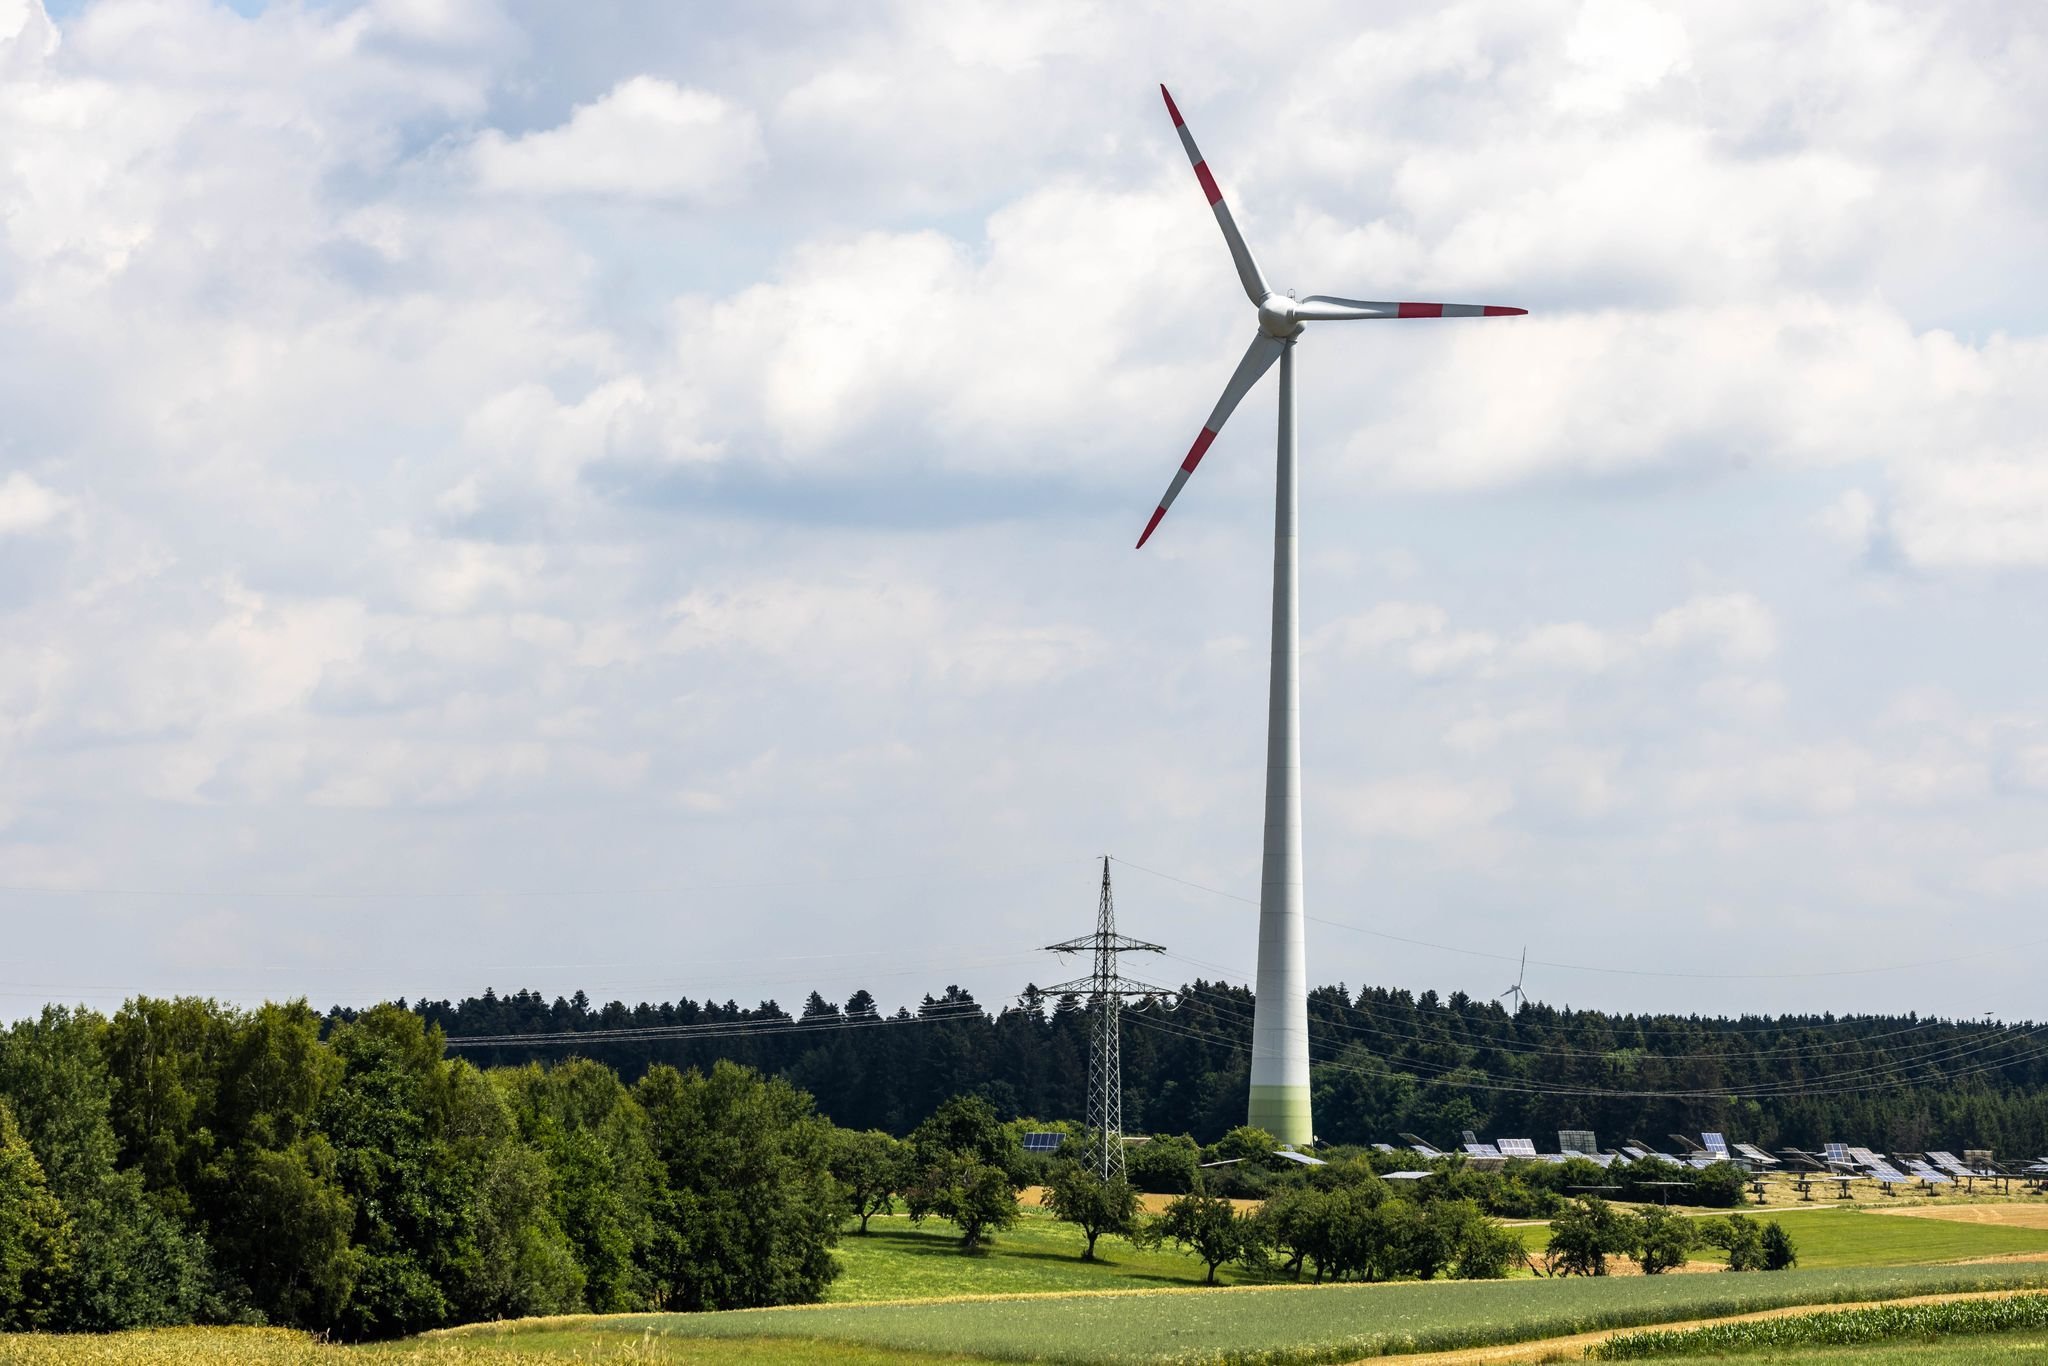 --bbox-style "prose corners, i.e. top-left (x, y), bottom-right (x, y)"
top-left (825, 1205), bottom-right (1249, 1299)
top-left (444, 1263), bottom-right (2048, 1363)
